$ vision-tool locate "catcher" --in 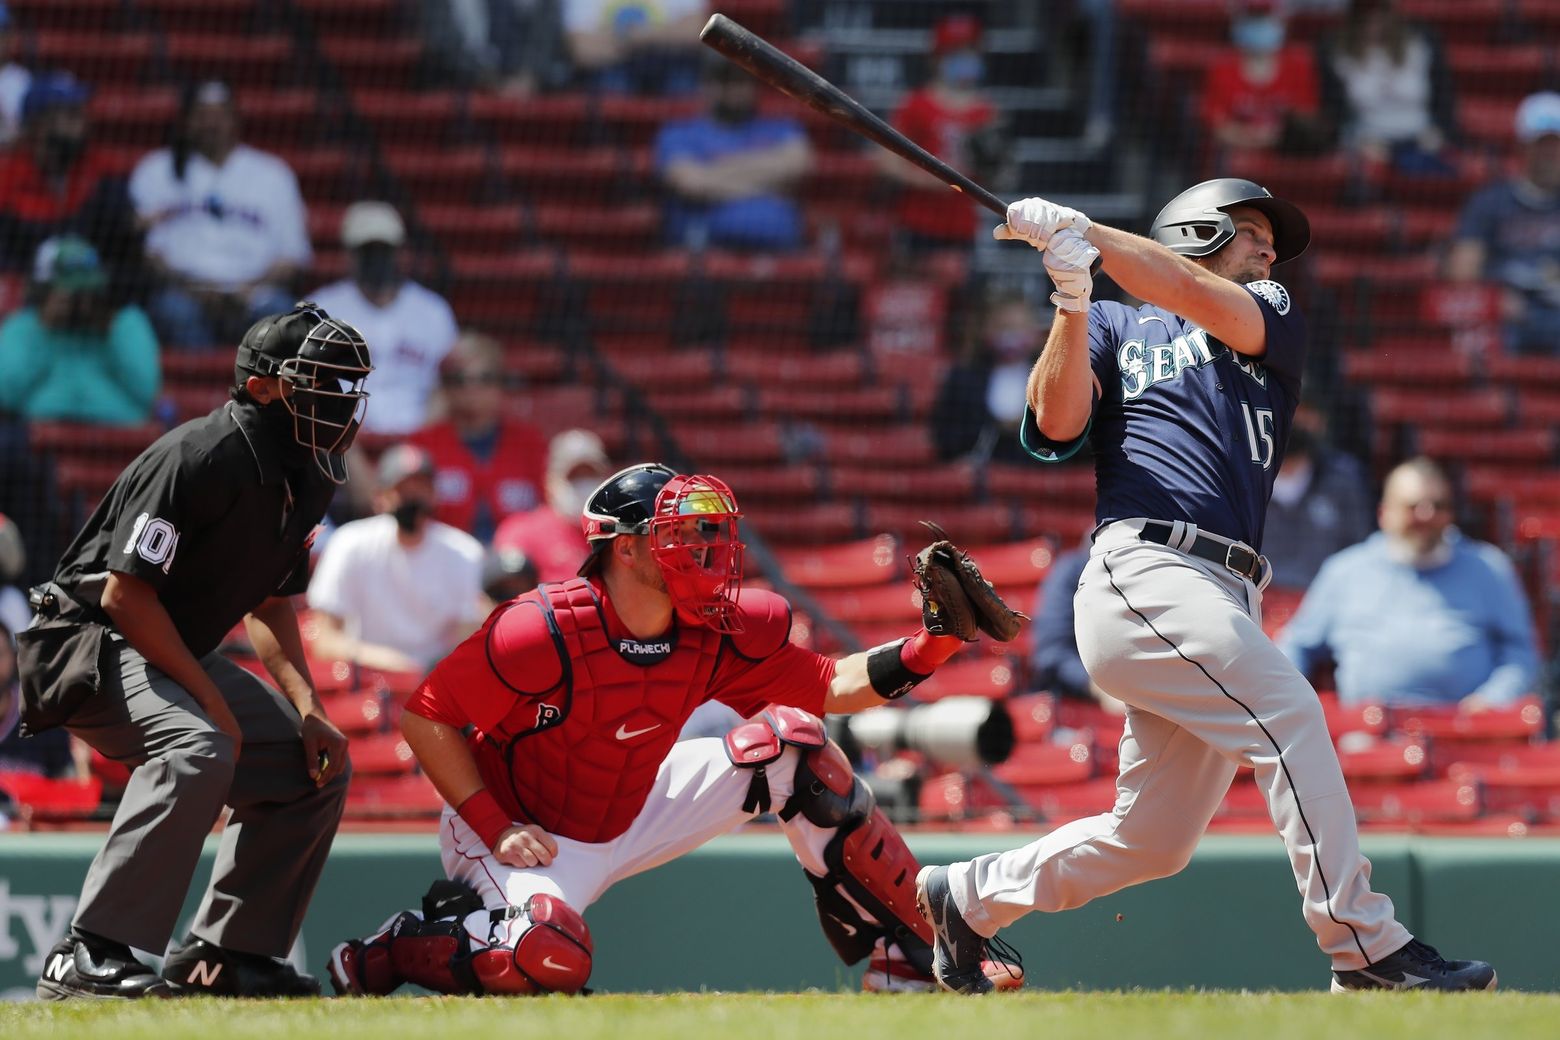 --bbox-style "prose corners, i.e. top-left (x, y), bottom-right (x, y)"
top-left (328, 463), bottom-right (1025, 995)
